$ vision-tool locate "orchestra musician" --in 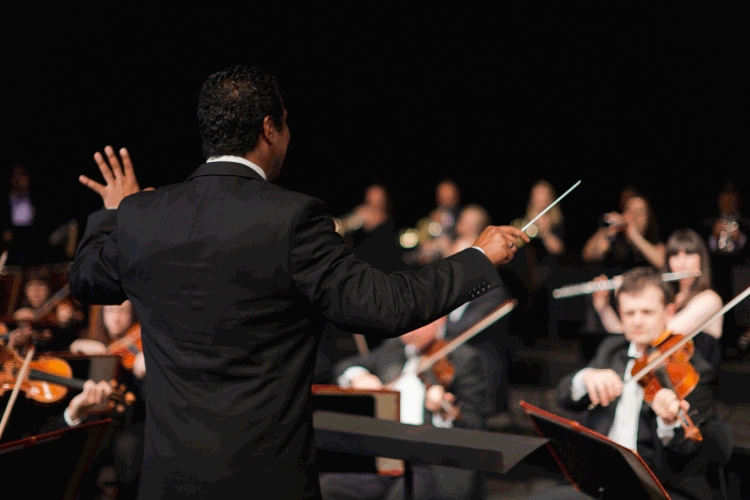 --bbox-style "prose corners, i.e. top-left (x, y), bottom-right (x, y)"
top-left (70, 300), bottom-right (146, 380)
top-left (69, 65), bottom-right (527, 500)
top-left (320, 318), bottom-right (491, 500)
top-left (530, 267), bottom-right (731, 500)
top-left (582, 190), bottom-right (665, 270)
top-left (592, 229), bottom-right (723, 368)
